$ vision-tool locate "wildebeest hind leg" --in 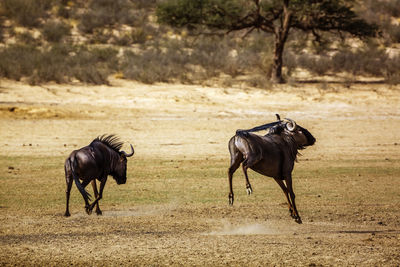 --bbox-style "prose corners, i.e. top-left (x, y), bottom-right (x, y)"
top-left (228, 138), bottom-right (243, 205)
top-left (241, 154), bottom-right (261, 195)
top-left (242, 164), bottom-right (253, 195)
top-left (88, 176), bottom-right (108, 213)
top-left (91, 180), bottom-right (102, 215)
top-left (64, 162), bottom-right (73, 217)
